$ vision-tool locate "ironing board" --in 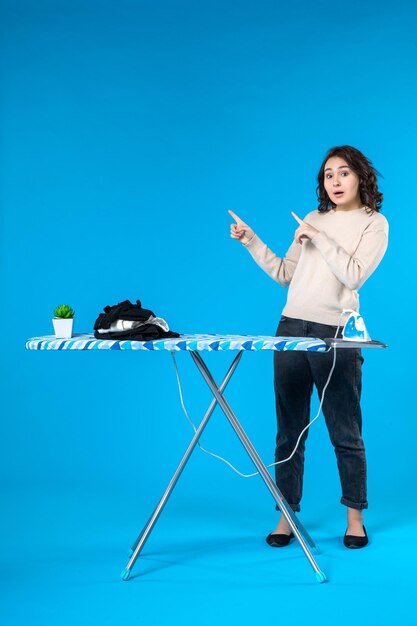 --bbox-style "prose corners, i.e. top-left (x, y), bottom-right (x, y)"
top-left (26, 333), bottom-right (387, 584)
